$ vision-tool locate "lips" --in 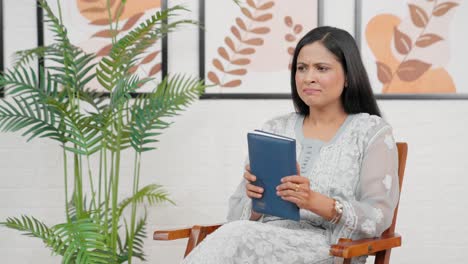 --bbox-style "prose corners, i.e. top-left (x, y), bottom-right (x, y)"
top-left (302, 88), bottom-right (321, 95)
